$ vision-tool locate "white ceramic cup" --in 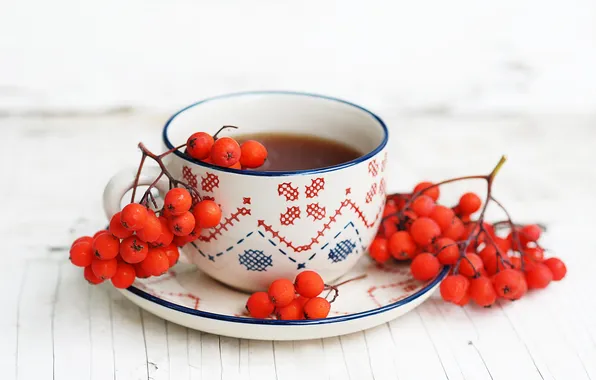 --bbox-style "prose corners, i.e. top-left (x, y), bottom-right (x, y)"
top-left (103, 91), bottom-right (388, 292)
